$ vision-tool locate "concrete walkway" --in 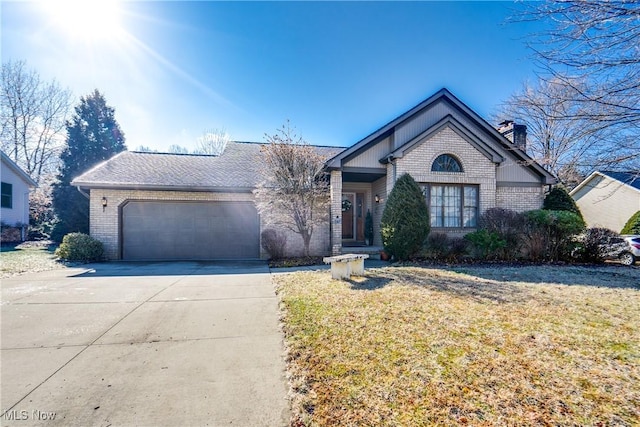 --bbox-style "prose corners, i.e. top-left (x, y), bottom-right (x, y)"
top-left (1, 261), bottom-right (289, 426)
